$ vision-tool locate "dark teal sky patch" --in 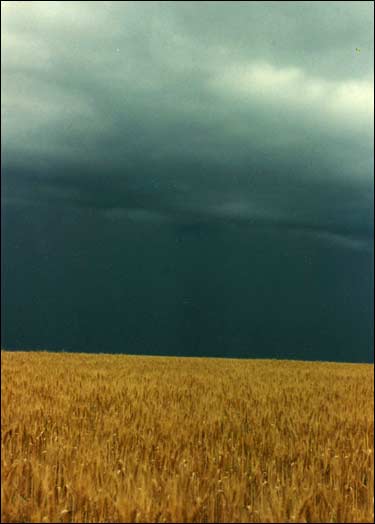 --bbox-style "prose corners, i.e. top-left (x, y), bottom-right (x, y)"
top-left (1, 2), bottom-right (373, 361)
